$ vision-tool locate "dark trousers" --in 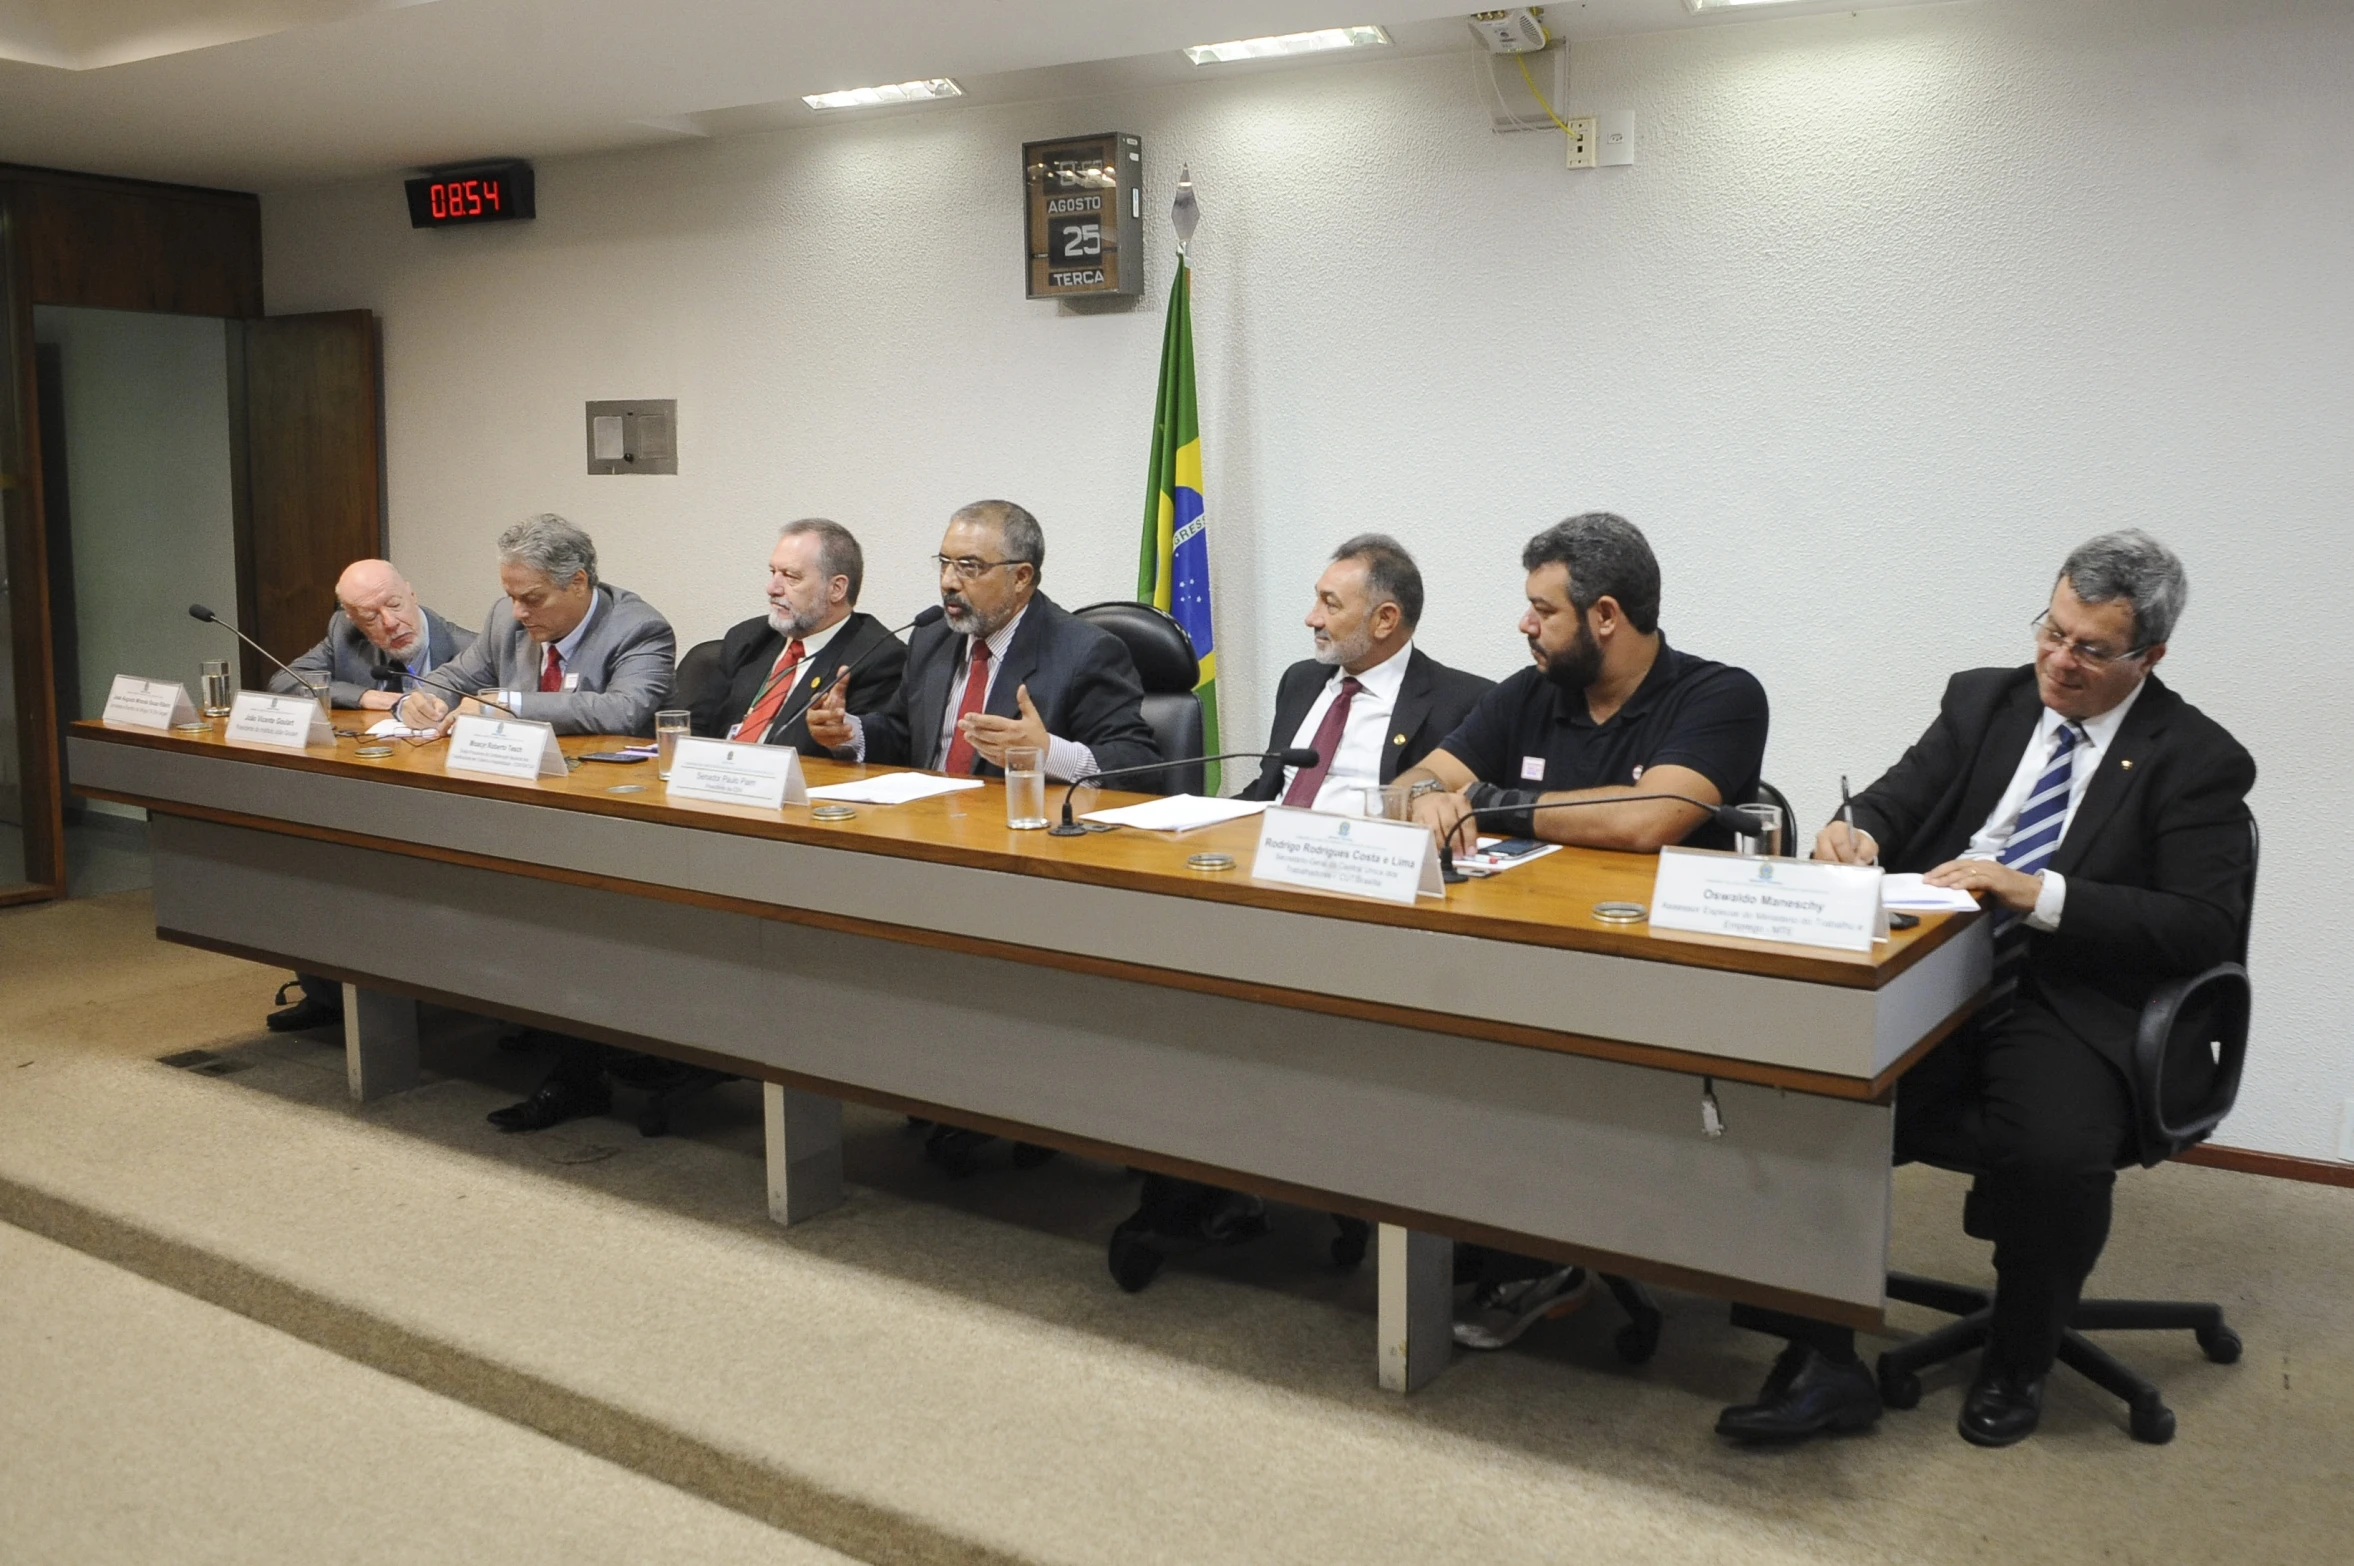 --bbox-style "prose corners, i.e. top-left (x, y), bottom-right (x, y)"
top-left (1734, 990), bottom-right (2134, 1378)
top-left (294, 973), bottom-right (344, 1015)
